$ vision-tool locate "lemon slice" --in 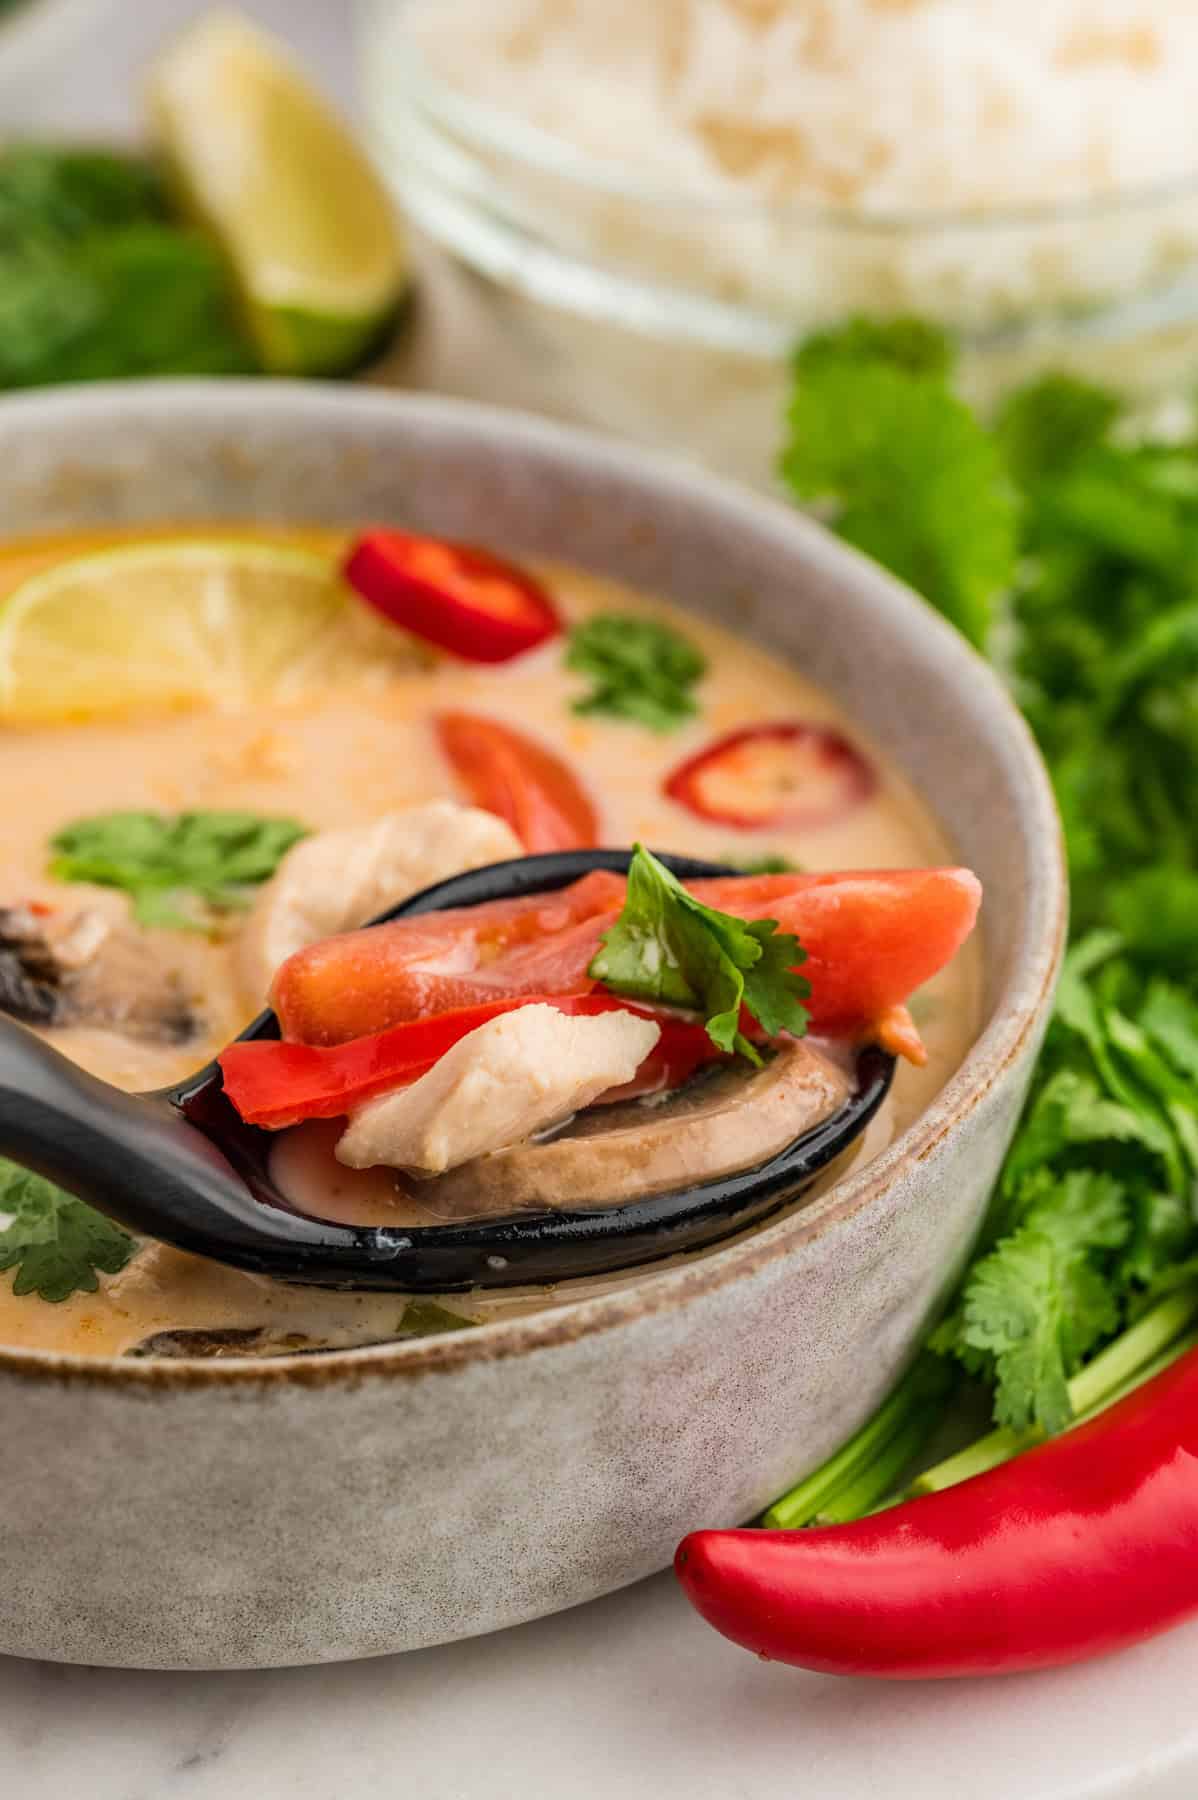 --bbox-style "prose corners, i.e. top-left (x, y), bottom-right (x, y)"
top-left (149, 11), bottom-right (409, 376)
top-left (0, 540), bottom-right (413, 724)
